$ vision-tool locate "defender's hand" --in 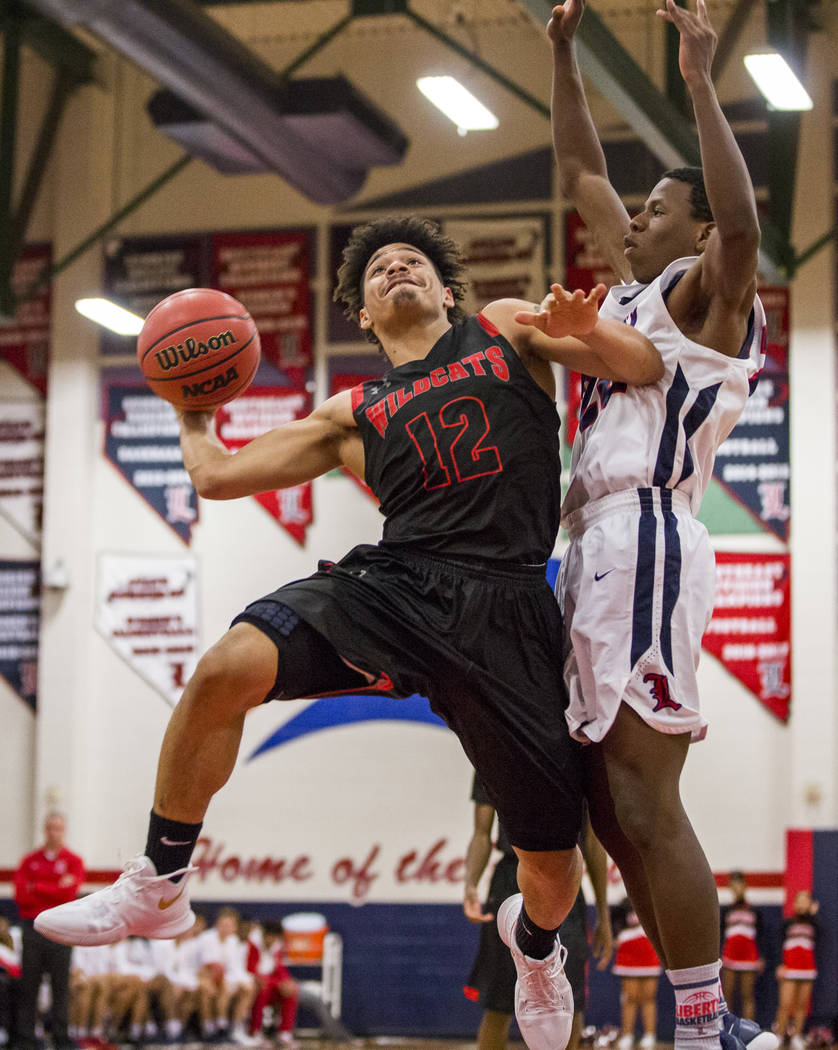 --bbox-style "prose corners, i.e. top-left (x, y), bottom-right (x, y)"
top-left (548, 0), bottom-right (585, 44)
top-left (656, 0), bottom-right (717, 85)
top-left (515, 283), bottom-right (606, 339)
top-left (464, 890), bottom-right (495, 924)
